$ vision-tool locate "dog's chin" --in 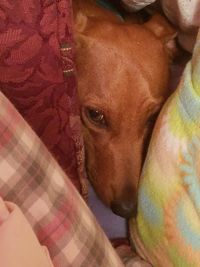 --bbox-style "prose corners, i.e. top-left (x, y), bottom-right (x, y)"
top-left (87, 171), bottom-right (138, 219)
top-left (111, 202), bottom-right (137, 219)
top-left (110, 190), bottom-right (138, 219)
top-left (89, 179), bottom-right (110, 205)
top-left (86, 169), bottom-right (112, 206)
